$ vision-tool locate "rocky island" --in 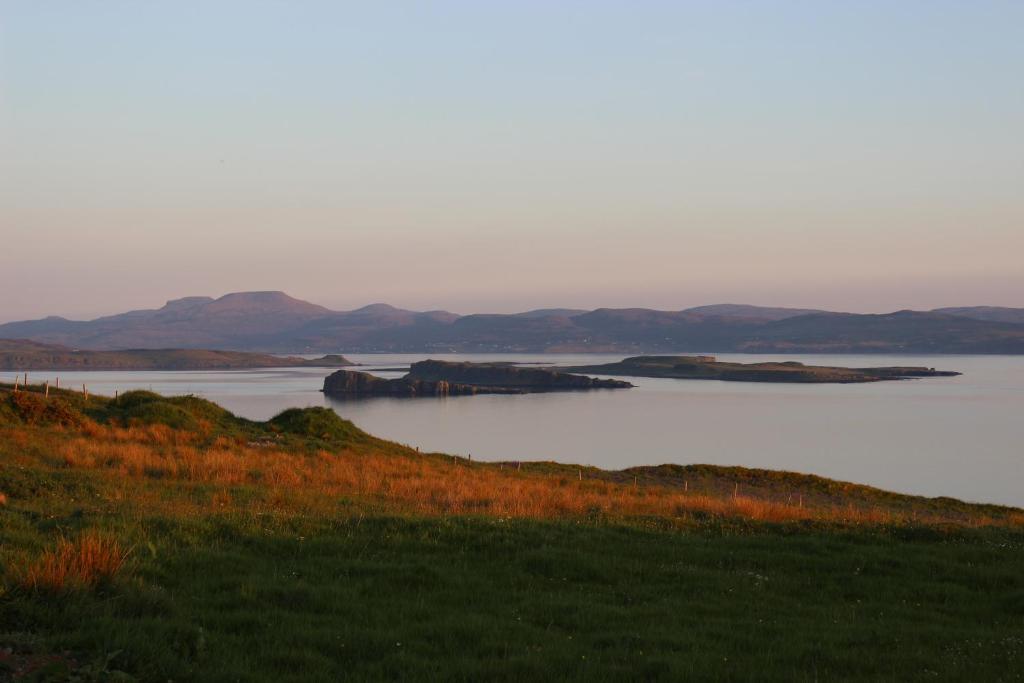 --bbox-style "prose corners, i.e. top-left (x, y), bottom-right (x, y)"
top-left (323, 359), bottom-right (632, 397)
top-left (562, 355), bottom-right (961, 383)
